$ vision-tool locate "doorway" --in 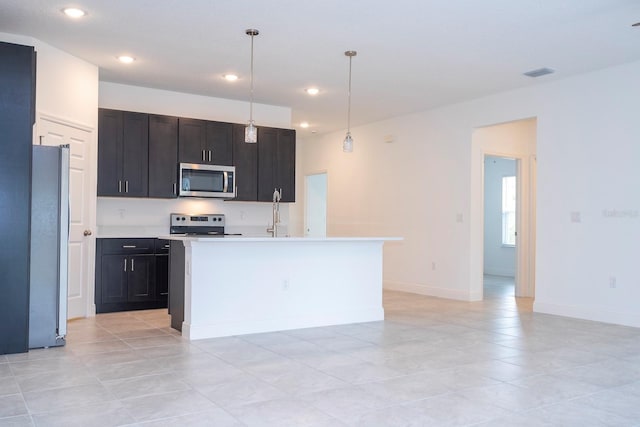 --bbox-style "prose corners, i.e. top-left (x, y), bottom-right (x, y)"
top-left (470, 118), bottom-right (536, 300)
top-left (38, 115), bottom-right (96, 319)
top-left (483, 156), bottom-right (516, 298)
top-left (305, 172), bottom-right (328, 237)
